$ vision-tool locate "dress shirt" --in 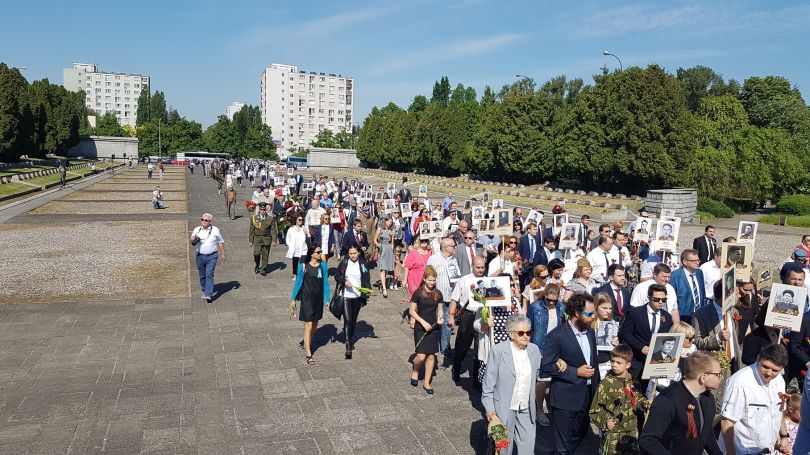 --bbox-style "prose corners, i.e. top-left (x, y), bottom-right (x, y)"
top-left (192, 225), bottom-right (223, 255)
top-left (570, 322), bottom-right (592, 384)
top-left (700, 260), bottom-right (721, 300)
top-left (343, 260), bottom-right (362, 299)
top-left (719, 364), bottom-right (784, 454)
top-left (586, 247), bottom-right (612, 283)
top-left (686, 269), bottom-right (703, 309)
top-left (451, 274), bottom-right (485, 313)
top-left (510, 343), bottom-right (532, 410)
top-left (647, 305), bottom-right (661, 333)
top-left (630, 280), bottom-right (679, 315)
